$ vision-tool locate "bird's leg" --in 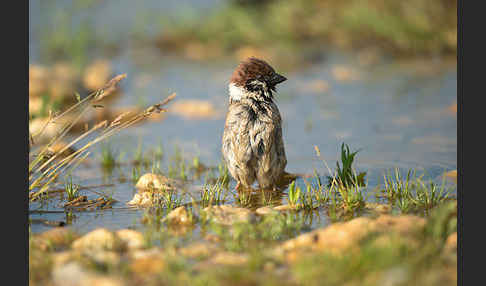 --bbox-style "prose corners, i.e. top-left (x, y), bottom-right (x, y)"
top-left (235, 181), bottom-right (241, 191)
